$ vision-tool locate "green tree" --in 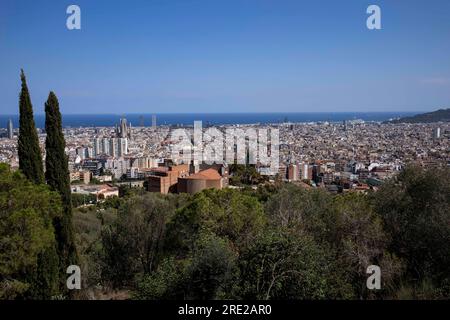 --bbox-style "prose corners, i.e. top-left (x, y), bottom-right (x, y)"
top-left (329, 193), bottom-right (402, 298)
top-left (134, 233), bottom-right (237, 300)
top-left (237, 228), bottom-right (342, 299)
top-left (101, 193), bottom-right (175, 287)
top-left (0, 164), bottom-right (60, 299)
top-left (184, 232), bottom-right (237, 299)
top-left (264, 184), bottom-right (400, 298)
top-left (18, 69), bottom-right (44, 184)
top-left (71, 193), bottom-right (97, 207)
top-left (374, 165), bottom-right (450, 297)
top-left (166, 188), bottom-right (266, 255)
top-left (134, 257), bottom-right (186, 300)
top-left (265, 183), bottom-right (332, 233)
top-left (229, 164), bottom-right (267, 186)
top-left (45, 91), bottom-right (78, 285)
